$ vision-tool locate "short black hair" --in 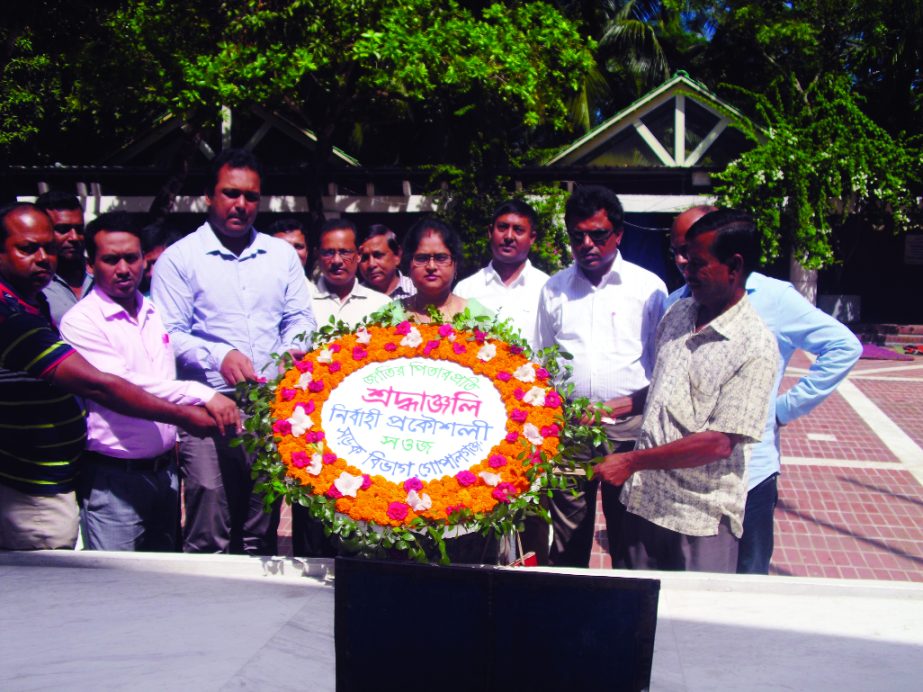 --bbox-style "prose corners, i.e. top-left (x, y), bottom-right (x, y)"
top-left (140, 218), bottom-right (185, 253)
top-left (84, 212), bottom-right (143, 263)
top-left (359, 223), bottom-right (401, 255)
top-left (401, 217), bottom-right (462, 272)
top-left (490, 199), bottom-right (538, 234)
top-left (265, 217), bottom-right (306, 236)
top-left (35, 191), bottom-right (82, 213)
top-left (686, 209), bottom-right (761, 276)
top-left (206, 148), bottom-right (263, 194)
top-left (564, 185), bottom-right (623, 232)
top-left (317, 217), bottom-right (358, 246)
